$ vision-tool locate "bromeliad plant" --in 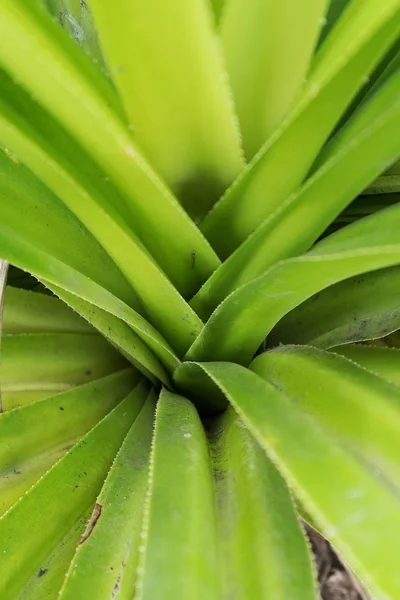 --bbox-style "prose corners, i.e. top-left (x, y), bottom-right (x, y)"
top-left (0, 0), bottom-right (400, 598)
